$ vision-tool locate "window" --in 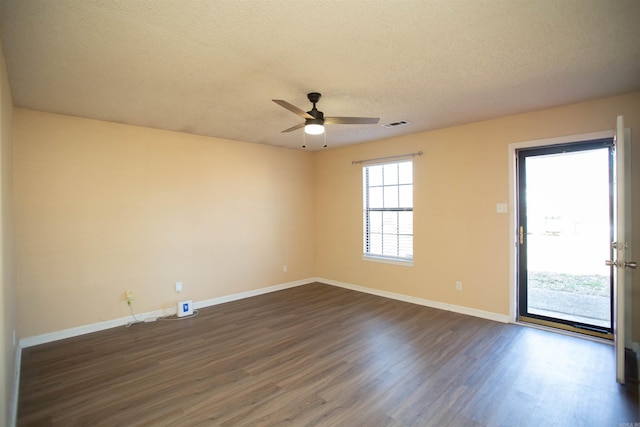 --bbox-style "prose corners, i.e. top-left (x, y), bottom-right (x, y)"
top-left (363, 160), bottom-right (413, 263)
